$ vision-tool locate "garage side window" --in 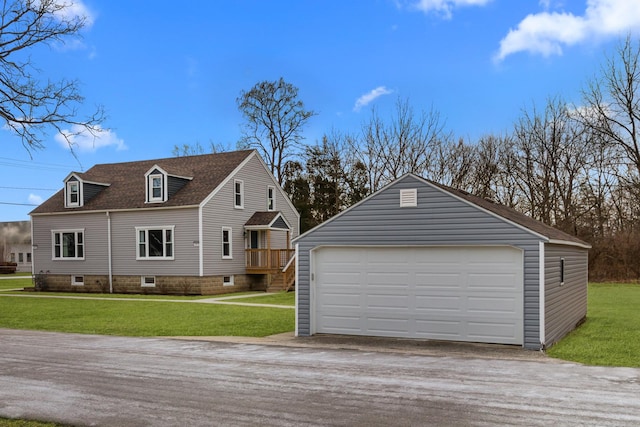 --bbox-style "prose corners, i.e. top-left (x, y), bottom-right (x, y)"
top-left (560, 258), bottom-right (565, 285)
